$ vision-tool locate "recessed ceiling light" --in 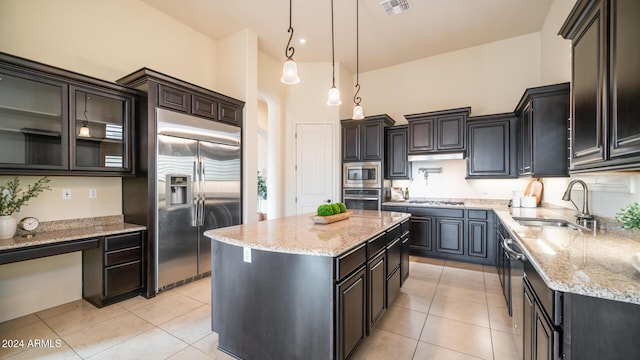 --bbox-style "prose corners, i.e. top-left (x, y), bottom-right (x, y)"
top-left (299, 38), bottom-right (306, 45)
